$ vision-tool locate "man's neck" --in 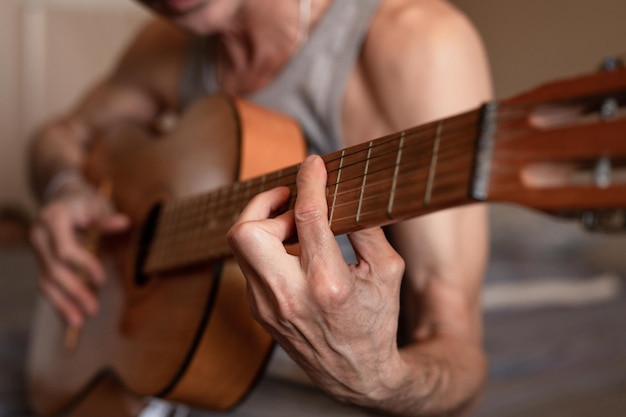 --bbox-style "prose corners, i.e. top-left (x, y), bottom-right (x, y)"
top-left (215, 0), bottom-right (331, 95)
